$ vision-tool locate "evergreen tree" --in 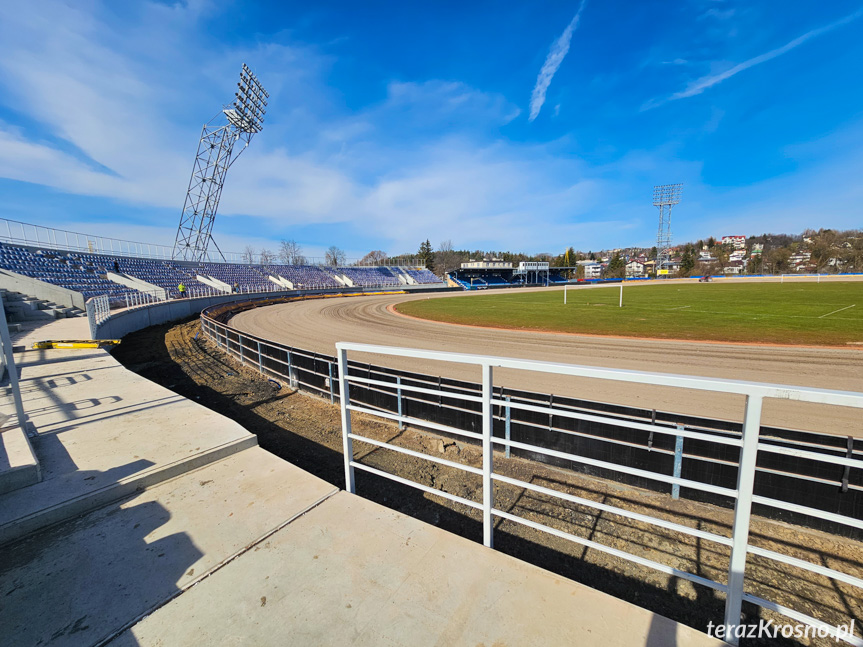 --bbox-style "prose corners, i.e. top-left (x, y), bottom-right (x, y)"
top-left (606, 252), bottom-right (625, 278)
top-left (679, 249), bottom-right (695, 277)
top-left (418, 239), bottom-right (435, 272)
